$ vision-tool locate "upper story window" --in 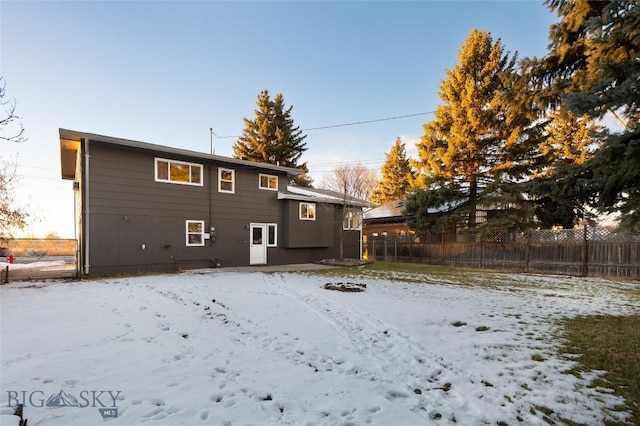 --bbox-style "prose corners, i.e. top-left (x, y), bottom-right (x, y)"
top-left (299, 202), bottom-right (316, 221)
top-left (155, 158), bottom-right (202, 186)
top-left (259, 174), bottom-right (278, 191)
top-left (218, 168), bottom-right (235, 193)
top-left (343, 209), bottom-right (362, 230)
